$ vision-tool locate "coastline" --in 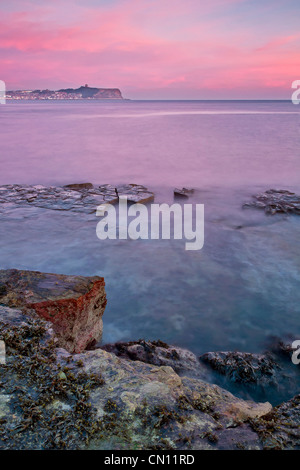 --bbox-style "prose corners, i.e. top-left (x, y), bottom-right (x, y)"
top-left (0, 267), bottom-right (299, 450)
